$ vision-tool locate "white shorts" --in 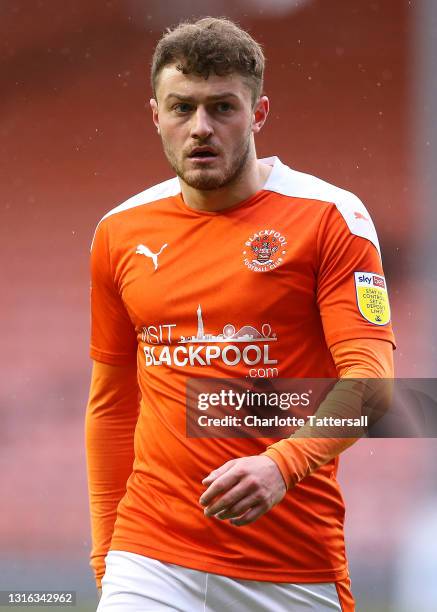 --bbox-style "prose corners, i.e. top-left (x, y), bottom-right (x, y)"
top-left (97, 550), bottom-right (350, 611)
